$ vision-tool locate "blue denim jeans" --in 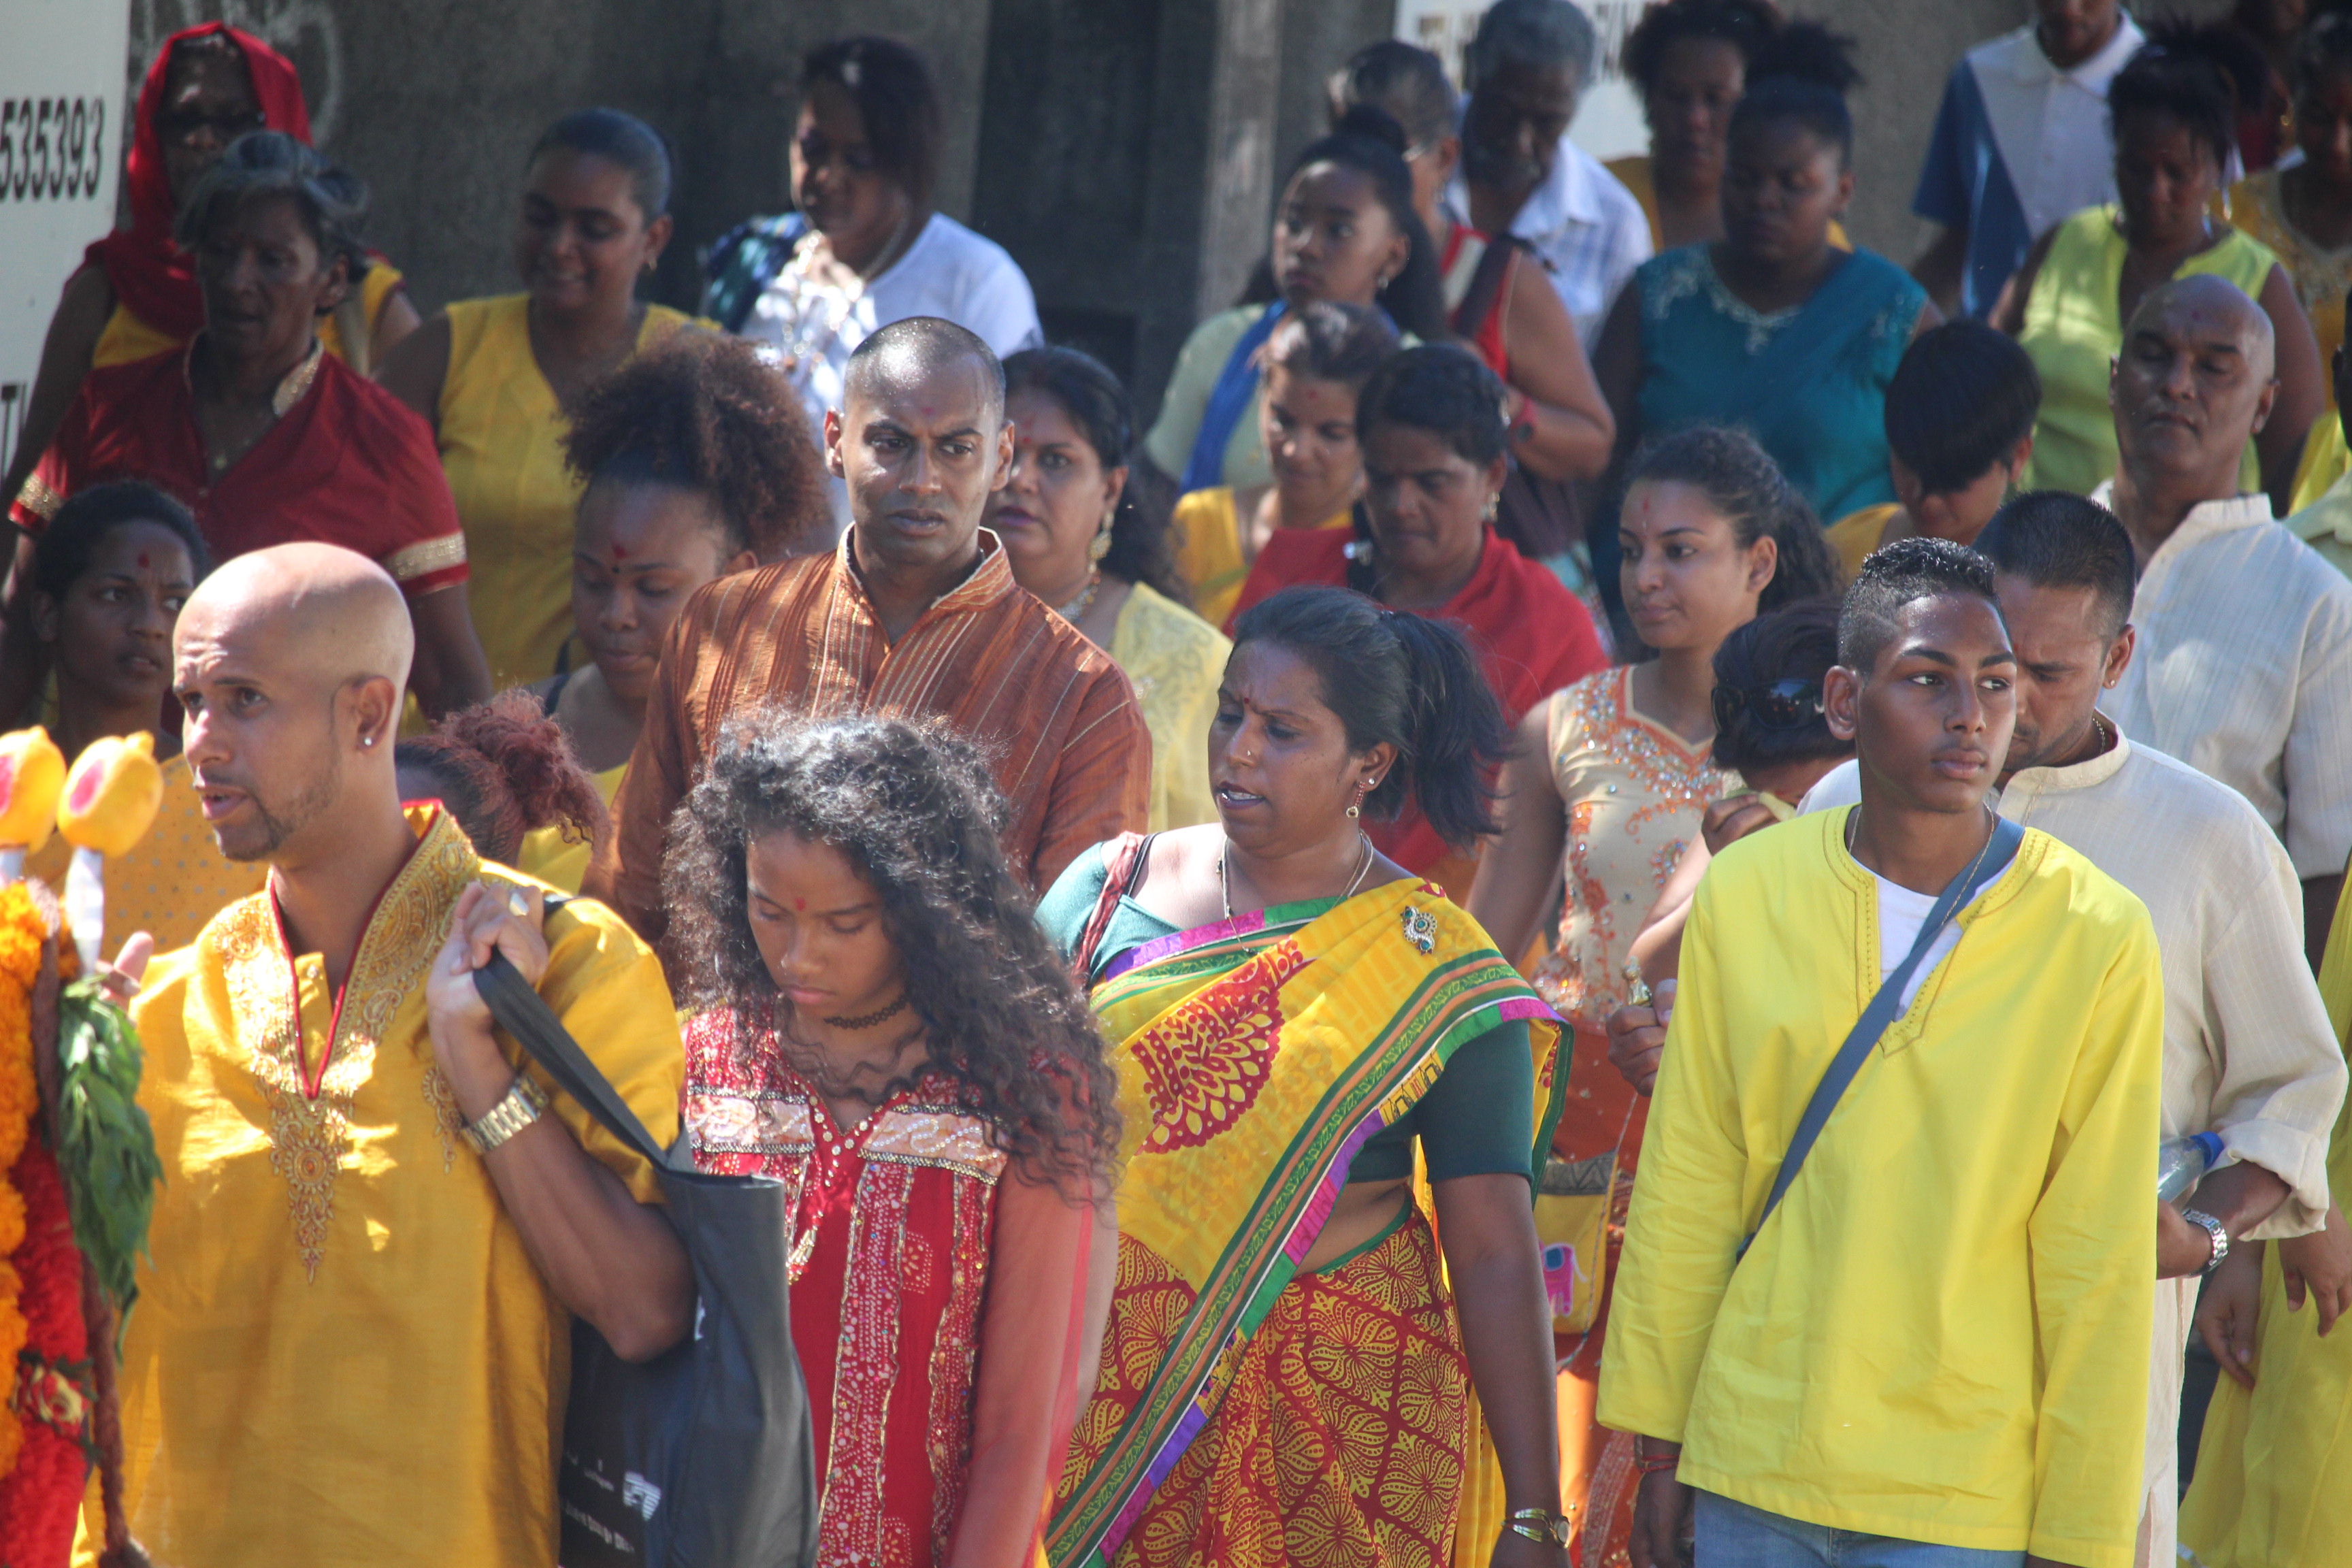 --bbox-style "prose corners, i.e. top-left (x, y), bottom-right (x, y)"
top-left (1694, 1491), bottom-right (2027, 1567)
